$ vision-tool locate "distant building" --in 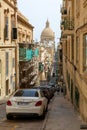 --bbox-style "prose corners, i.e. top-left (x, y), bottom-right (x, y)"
top-left (39, 20), bottom-right (55, 82)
